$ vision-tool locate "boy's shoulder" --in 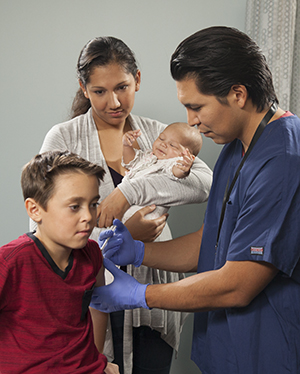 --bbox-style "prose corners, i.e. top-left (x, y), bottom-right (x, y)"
top-left (1, 236), bottom-right (102, 274)
top-left (0, 234), bottom-right (34, 261)
top-left (83, 238), bottom-right (103, 262)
